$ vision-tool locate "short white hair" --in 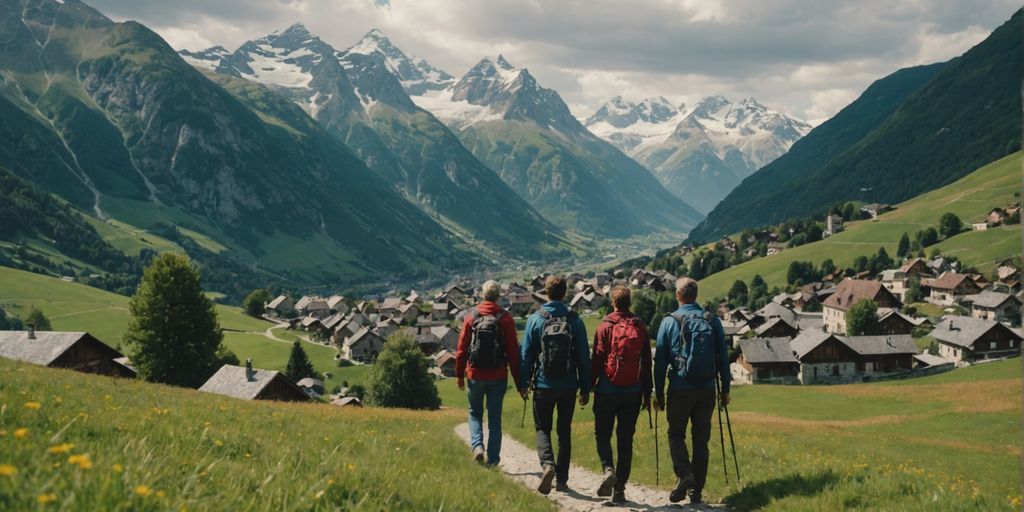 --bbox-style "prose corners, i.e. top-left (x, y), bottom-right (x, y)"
top-left (676, 277), bottom-right (698, 302)
top-left (482, 280), bottom-right (501, 302)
